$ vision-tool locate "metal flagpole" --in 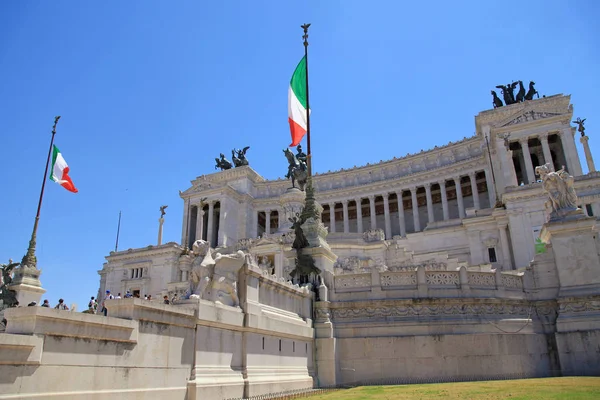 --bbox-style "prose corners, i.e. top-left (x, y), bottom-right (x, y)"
top-left (21, 116), bottom-right (61, 268)
top-left (301, 23), bottom-right (312, 176)
top-left (114, 211), bottom-right (122, 252)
